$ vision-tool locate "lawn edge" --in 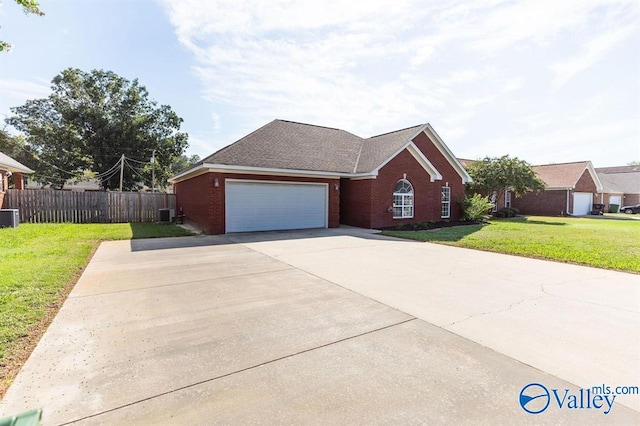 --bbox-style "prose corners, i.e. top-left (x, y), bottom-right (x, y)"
top-left (382, 231), bottom-right (640, 275)
top-left (0, 242), bottom-right (101, 400)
